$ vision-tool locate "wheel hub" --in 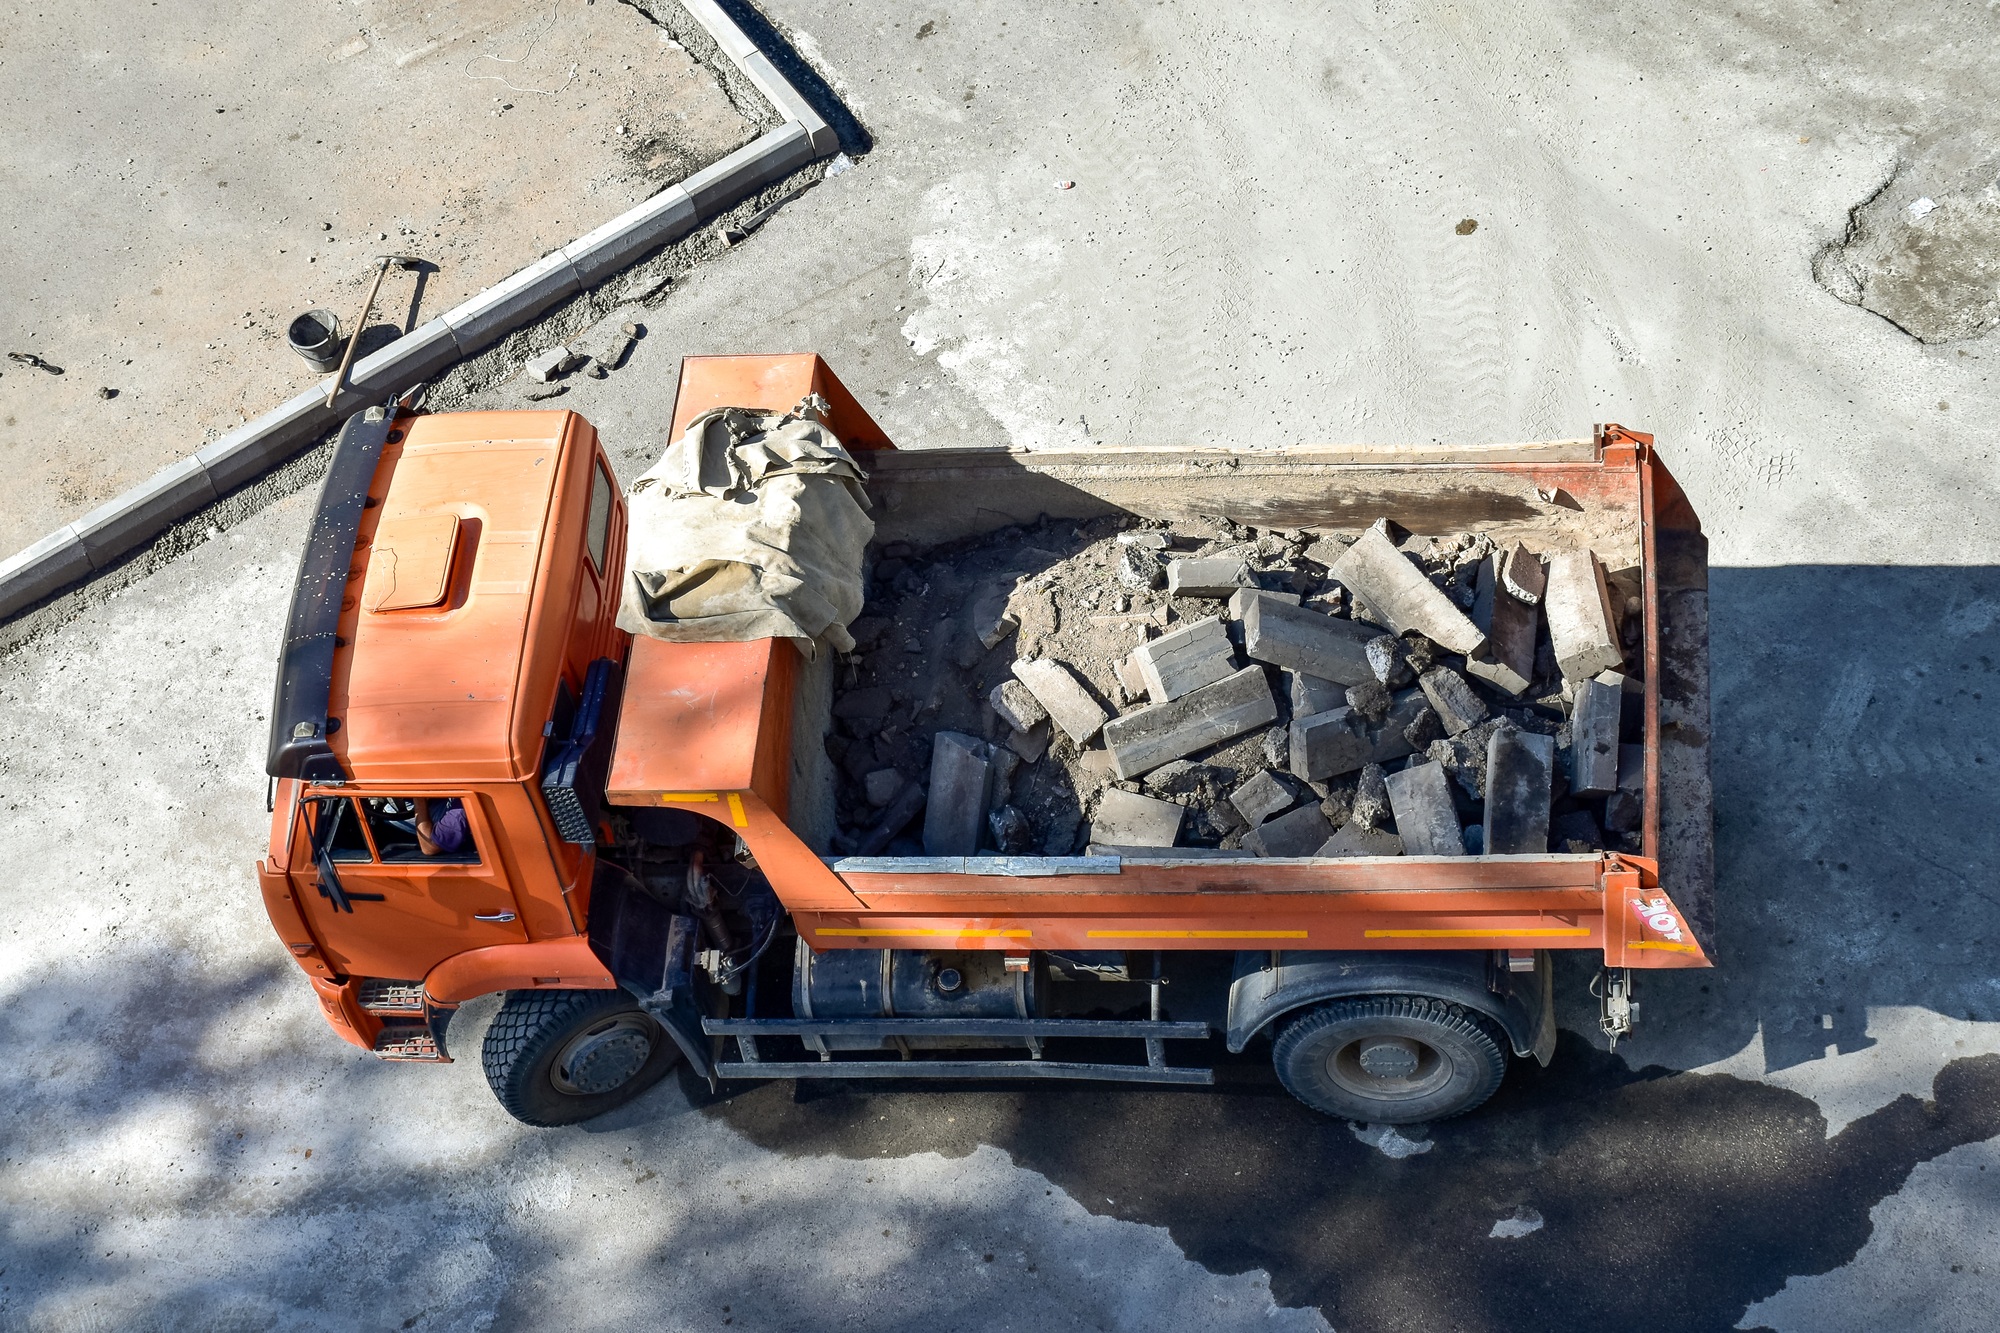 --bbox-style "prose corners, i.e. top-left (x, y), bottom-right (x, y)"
top-left (553, 1016), bottom-right (655, 1095)
top-left (1356, 1036), bottom-right (1423, 1080)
